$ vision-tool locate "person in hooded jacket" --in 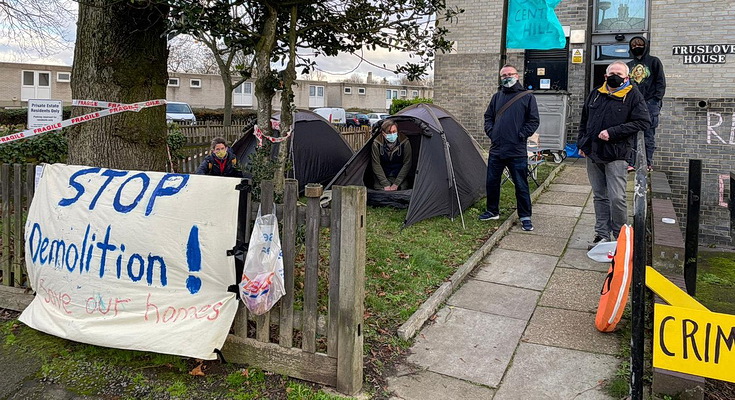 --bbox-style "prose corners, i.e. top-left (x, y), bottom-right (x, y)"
top-left (195, 137), bottom-right (243, 177)
top-left (578, 61), bottom-right (650, 249)
top-left (480, 64), bottom-right (540, 232)
top-left (371, 119), bottom-right (412, 191)
top-left (627, 36), bottom-right (666, 171)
